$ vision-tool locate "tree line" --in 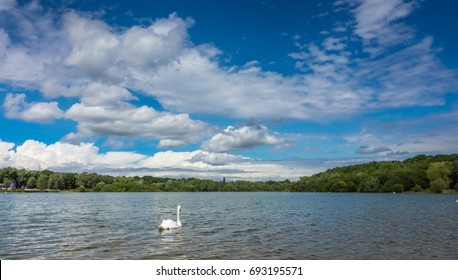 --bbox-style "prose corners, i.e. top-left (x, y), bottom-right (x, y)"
top-left (0, 167), bottom-right (293, 192)
top-left (1, 154), bottom-right (457, 193)
top-left (296, 154), bottom-right (458, 193)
